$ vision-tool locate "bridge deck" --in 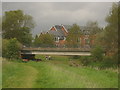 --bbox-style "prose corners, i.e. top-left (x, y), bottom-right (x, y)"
top-left (21, 52), bottom-right (91, 56)
top-left (21, 48), bottom-right (91, 56)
